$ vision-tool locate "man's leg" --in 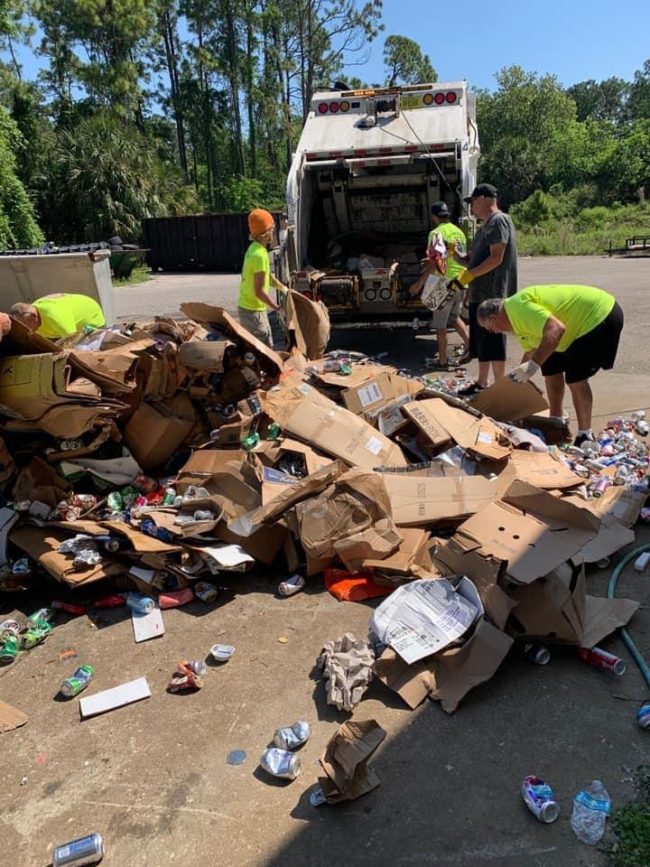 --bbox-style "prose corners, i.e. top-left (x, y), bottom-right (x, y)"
top-left (477, 361), bottom-right (490, 387)
top-left (567, 379), bottom-right (593, 431)
top-left (544, 373), bottom-right (566, 418)
top-left (454, 317), bottom-right (469, 351)
top-left (436, 328), bottom-right (449, 364)
top-left (490, 361), bottom-right (505, 382)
